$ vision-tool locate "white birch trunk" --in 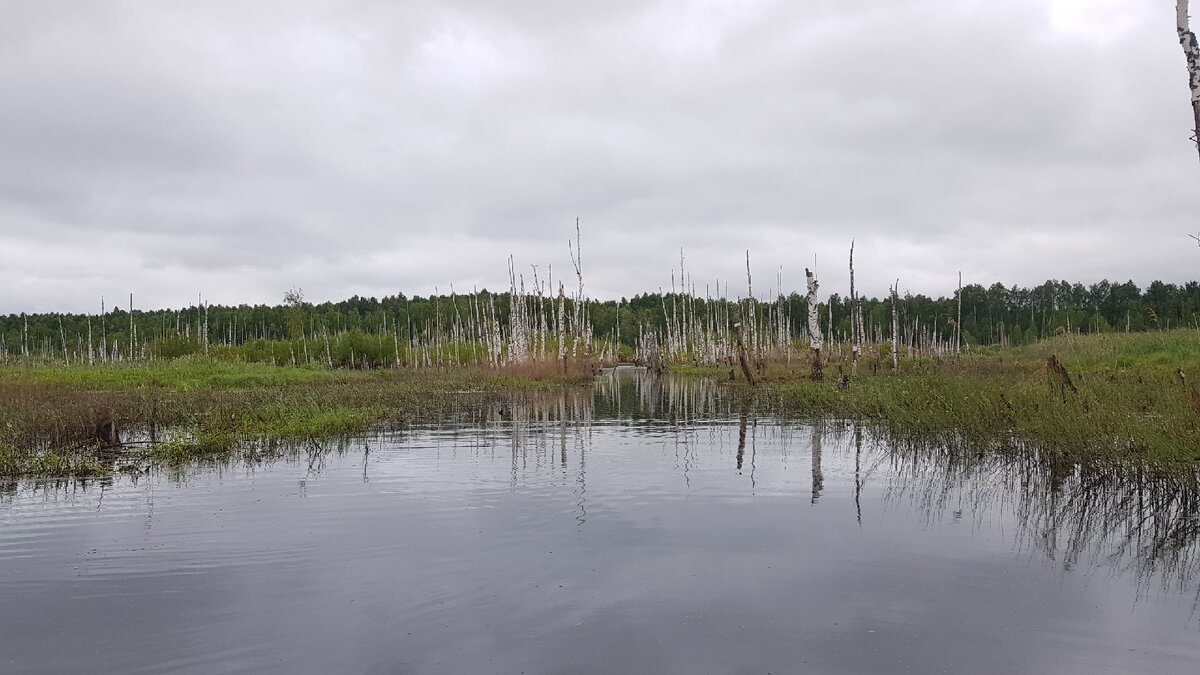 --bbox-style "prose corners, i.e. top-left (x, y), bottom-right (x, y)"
top-left (1180, 0), bottom-right (1200, 161)
top-left (805, 268), bottom-right (823, 380)
top-left (557, 283), bottom-right (567, 370)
